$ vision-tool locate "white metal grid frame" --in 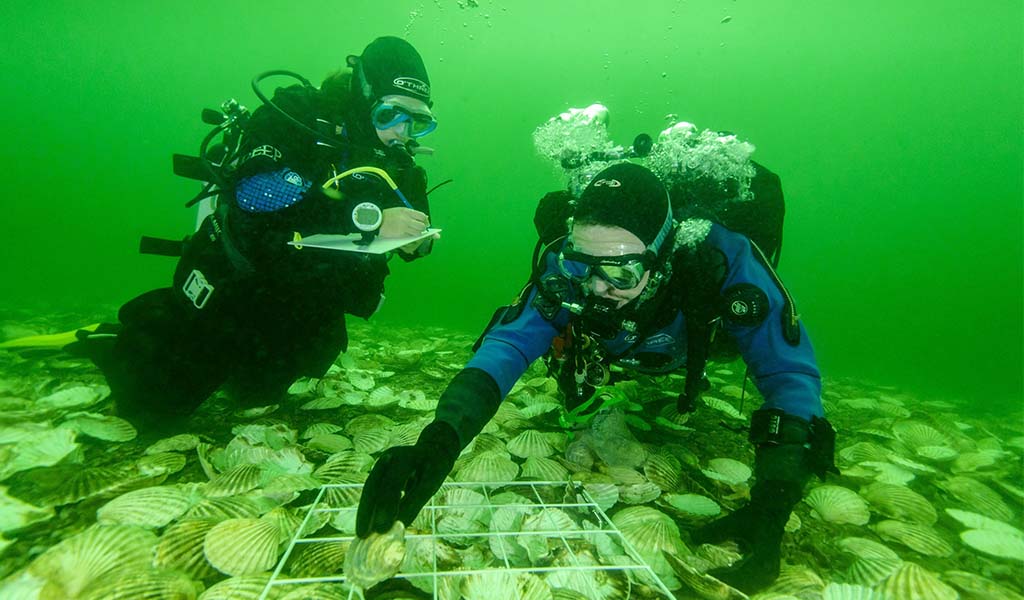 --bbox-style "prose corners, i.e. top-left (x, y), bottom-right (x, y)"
top-left (259, 480), bottom-right (676, 599)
